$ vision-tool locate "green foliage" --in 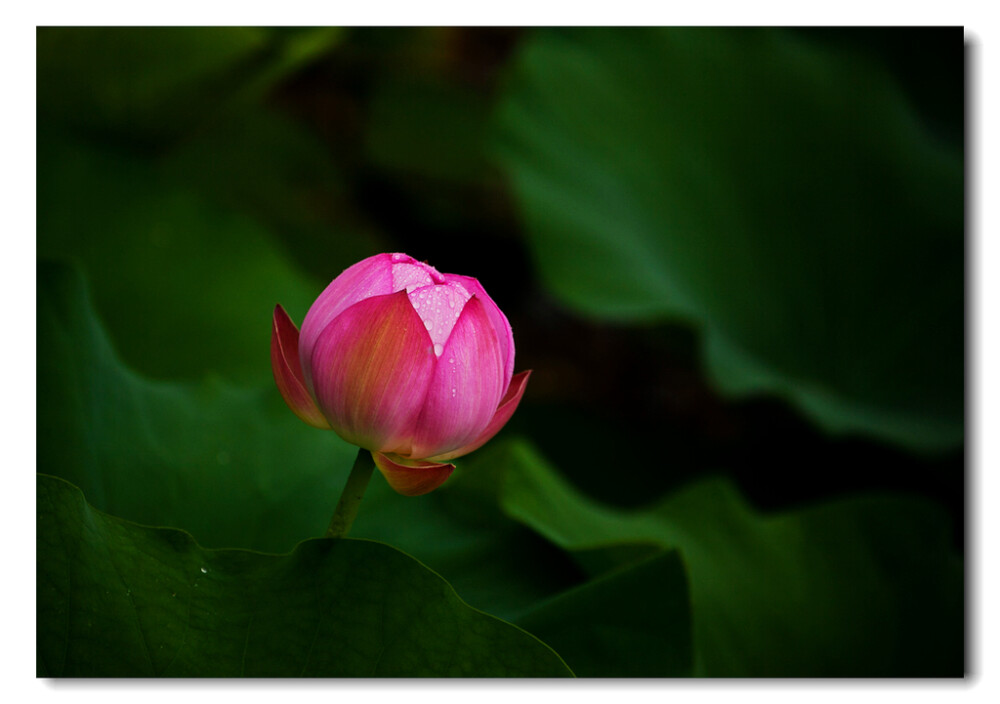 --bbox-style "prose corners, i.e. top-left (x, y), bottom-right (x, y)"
top-left (516, 550), bottom-right (693, 677)
top-left (36, 25), bottom-right (373, 384)
top-left (36, 136), bottom-right (324, 384)
top-left (497, 438), bottom-right (963, 676)
top-left (37, 260), bottom-right (351, 554)
top-left (494, 27), bottom-right (963, 451)
top-left (36, 27), bottom-right (963, 678)
top-left (36, 27), bottom-right (342, 144)
top-left (37, 474), bottom-right (573, 677)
